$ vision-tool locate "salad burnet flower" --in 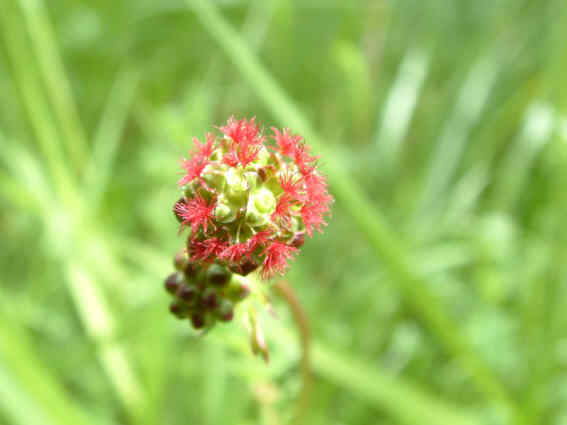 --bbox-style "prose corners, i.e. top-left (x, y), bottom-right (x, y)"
top-left (164, 117), bottom-right (332, 332)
